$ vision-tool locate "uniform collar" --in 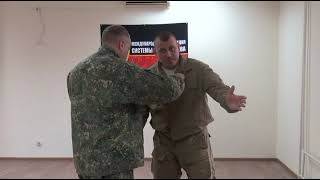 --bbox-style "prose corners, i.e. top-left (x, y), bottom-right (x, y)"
top-left (157, 55), bottom-right (192, 74)
top-left (98, 45), bottom-right (121, 58)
